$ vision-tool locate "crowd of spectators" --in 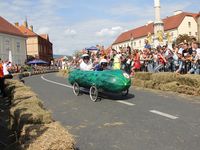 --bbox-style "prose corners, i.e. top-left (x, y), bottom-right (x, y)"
top-left (69, 39), bottom-right (200, 76)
